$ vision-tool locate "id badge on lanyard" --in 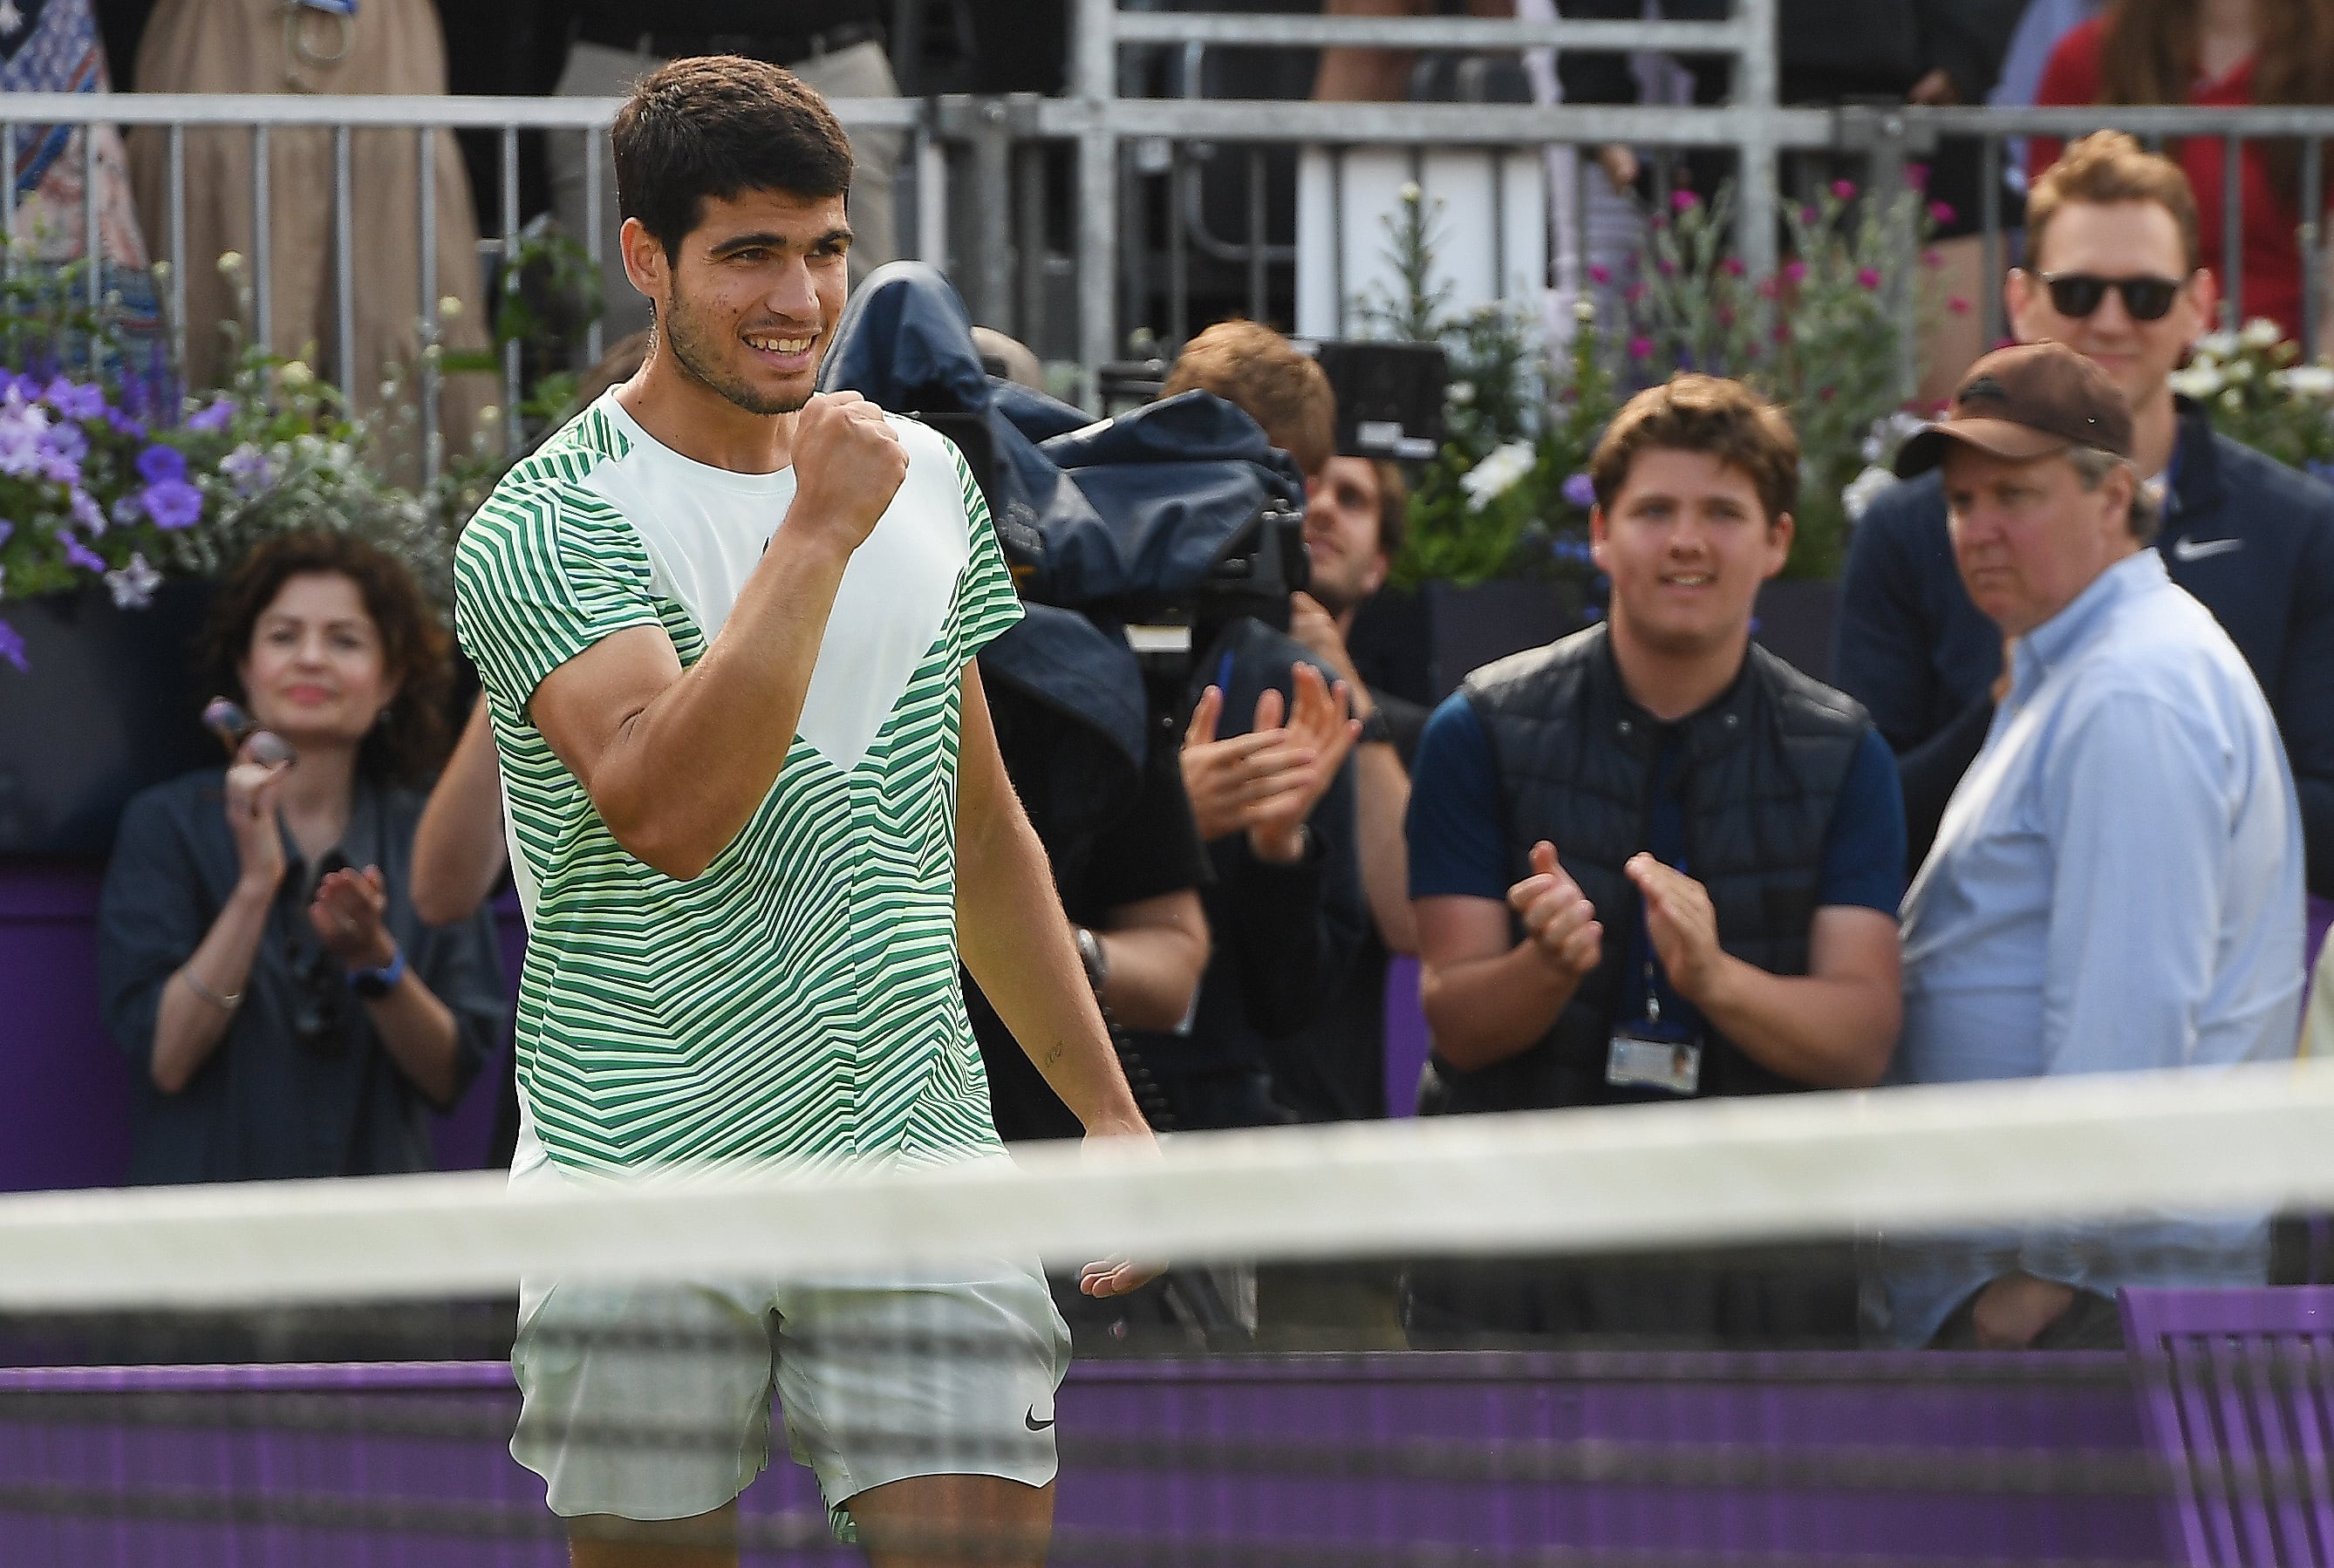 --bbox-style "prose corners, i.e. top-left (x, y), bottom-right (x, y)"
top-left (1605, 860), bottom-right (1702, 1096)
